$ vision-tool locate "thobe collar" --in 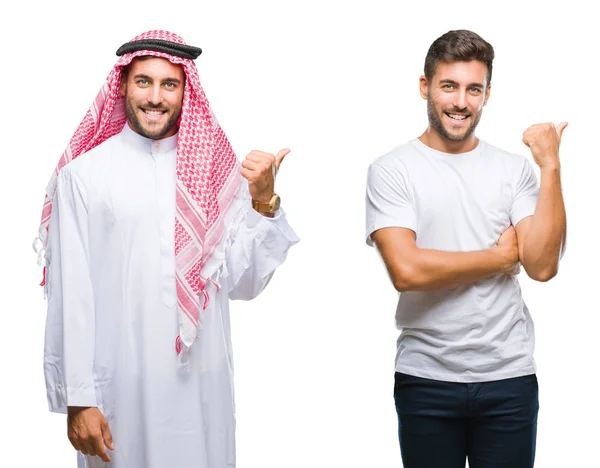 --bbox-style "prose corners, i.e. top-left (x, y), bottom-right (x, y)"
top-left (121, 122), bottom-right (178, 154)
